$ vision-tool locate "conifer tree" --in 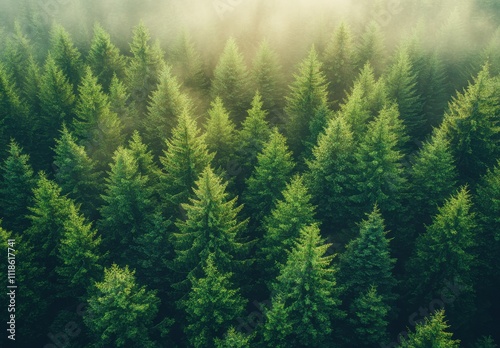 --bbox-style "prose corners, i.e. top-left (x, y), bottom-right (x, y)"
top-left (204, 97), bottom-right (238, 173)
top-left (263, 224), bottom-right (344, 348)
top-left (53, 125), bottom-right (102, 220)
top-left (399, 310), bottom-right (460, 348)
top-left (0, 141), bottom-right (35, 233)
top-left (440, 65), bottom-right (500, 183)
top-left (126, 22), bottom-right (166, 117)
top-left (243, 129), bottom-right (294, 232)
top-left (322, 21), bottom-right (356, 105)
top-left (72, 67), bottom-right (123, 168)
top-left (406, 188), bottom-right (476, 326)
top-left (173, 166), bottom-right (248, 290)
top-left (284, 46), bottom-right (329, 157)
top-left (305, 116), bottom-right (355, 228)
top-left (356, 21), bottom-right (386, 76)
top-left (259, 175), bottom-right (316, 284)
top-left (1, 22), bottom-right (34, 90)
top-left (171, 30), bottom-right (208, 91)
top-left (109, 74), bottom-right (136, 137)
top-left (49, 23), bottom-right (83, 90)
top-left (251, 40), bottom-right (284, 118)
top-left (211, 37), bottom-right (251, 124)
top-left (87, 23), bottom-right (126, 92)
top-left (22, 56), bottom-right (42, 125)
top-left (236, 91), bottom-right (272, 180)
top-left (143, 65), bottom-right (191, 158)
top-left (183, 254), bottom-right (246, 348)
top-left (84, 265), bottom-right (160, 348)
top-left (159, 111), bottom-right (213, 216)
top-left (215, 328), bottom-right (252, 348)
